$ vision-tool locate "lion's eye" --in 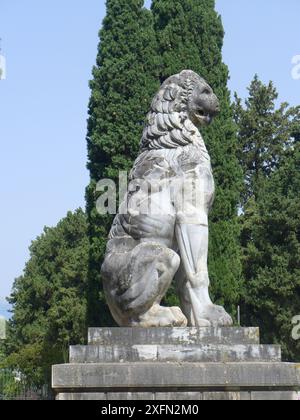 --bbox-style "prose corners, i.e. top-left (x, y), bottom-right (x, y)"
top-left (203, 88), bottom-right (211, 95)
